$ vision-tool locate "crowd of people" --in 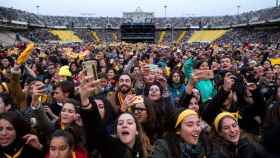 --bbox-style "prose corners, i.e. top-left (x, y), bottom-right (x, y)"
top-left (216, 28), bottom-right (280, 45)
top-left (1, 6), bottom-right (280, 27)
top-left (16, 28), bottom-right (280, 46)
top-left (0, 37), bottom-right (280, 158)
top-left (20, 29), bottom-right (60, 43)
